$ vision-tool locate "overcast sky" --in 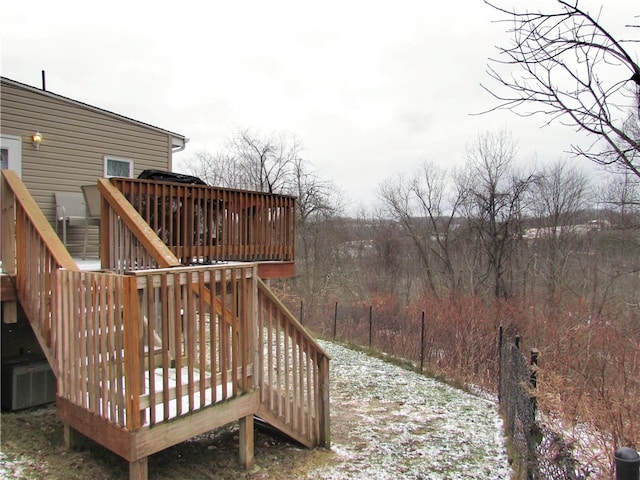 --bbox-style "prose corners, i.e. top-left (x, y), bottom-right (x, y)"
top-left (2, 0), bottom-right (637, 213)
